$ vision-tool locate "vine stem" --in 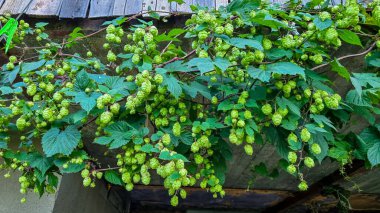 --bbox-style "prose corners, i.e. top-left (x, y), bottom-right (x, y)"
top-left (156, 49), bottom-right (196, 68)
top-left (311, 42), bottom-right (376, 71)
top-left (94, 167), bottom-right (120, 172)
top-left (22, 11), bottom-right (180, 51)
